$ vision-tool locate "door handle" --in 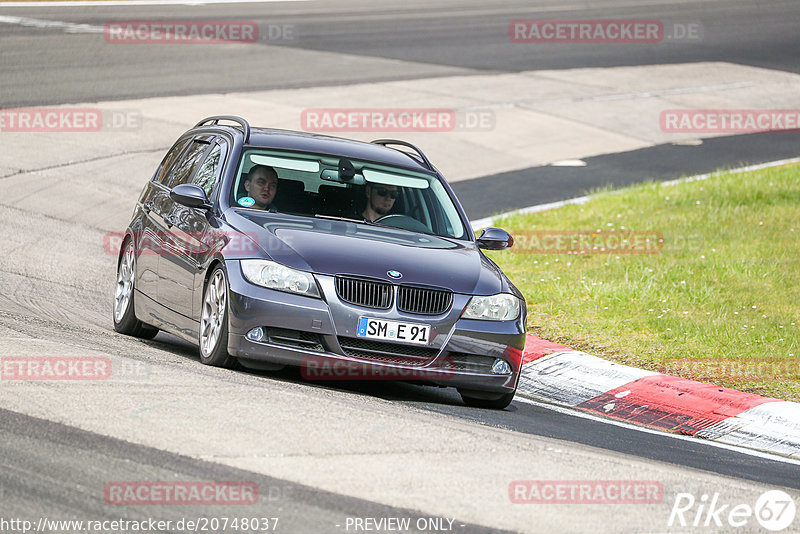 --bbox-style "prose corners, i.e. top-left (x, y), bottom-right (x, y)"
top-left (164, 215), bottom-right (178, 228)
